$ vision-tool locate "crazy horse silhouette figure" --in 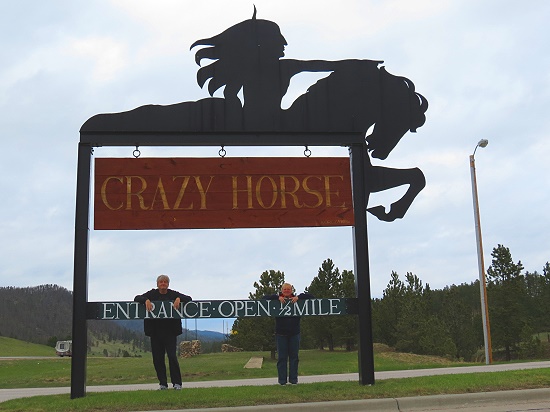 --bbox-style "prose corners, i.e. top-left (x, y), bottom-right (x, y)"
top-left (81, 9), bottom-right (428, 222)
